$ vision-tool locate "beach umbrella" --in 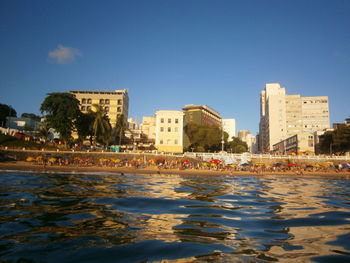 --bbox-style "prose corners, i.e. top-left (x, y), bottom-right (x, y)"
top-left (288, 163), bottom-right (297, 167)
top-left (210, 159), bottom-right (221, 164)
top-left (230, 164), bottom-right (237, 167)
top-left (274, 162), bottom-right (283, 167)
top-left (183, 159), bottom-right (190, 164)
top-left (26, 157), bottom-right (34, 162)
top-left (341, 163), bottom-right (350, 169)
top-left (255, 163), bottom-right (264, 166)
top-left (240, 163), bottom-right (250, 167)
